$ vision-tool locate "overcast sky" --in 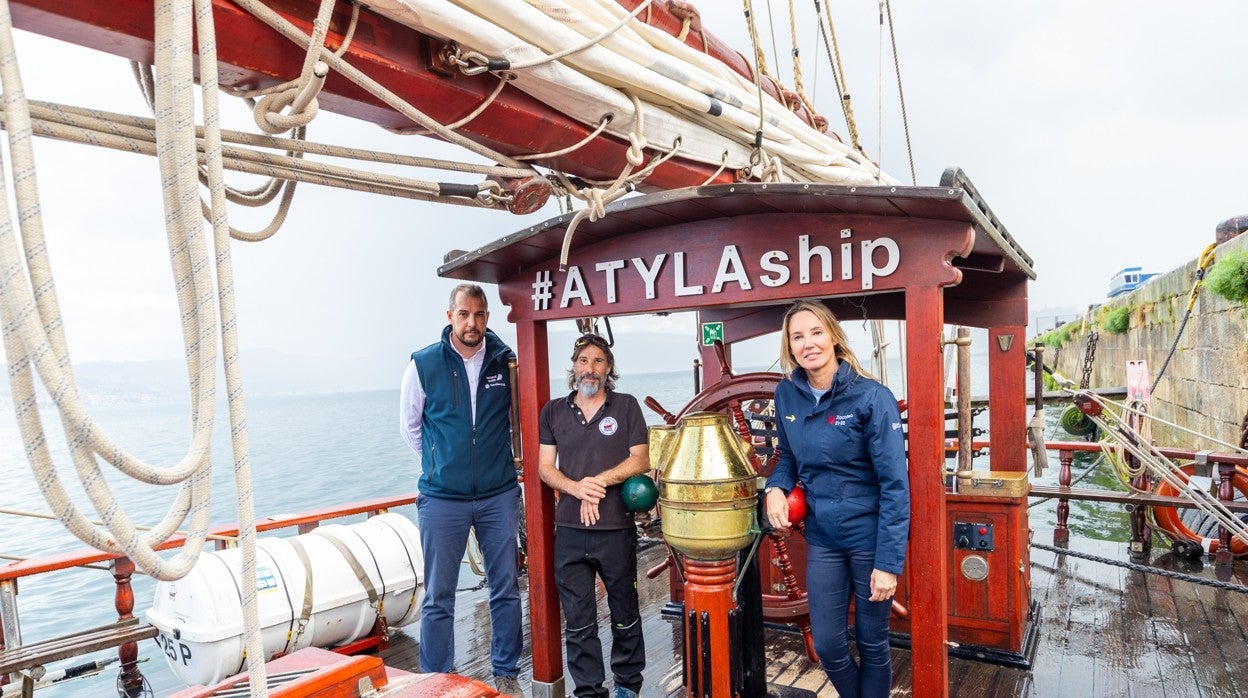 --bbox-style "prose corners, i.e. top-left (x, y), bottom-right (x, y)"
top-left (3, 1), bottom-right (1246, 373)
